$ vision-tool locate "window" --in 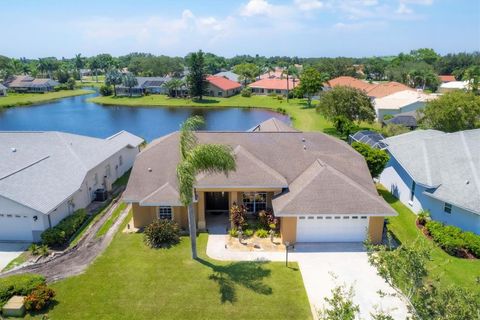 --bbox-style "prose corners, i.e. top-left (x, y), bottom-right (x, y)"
top-left (218, 91), bottom-right (223, 97)
top-left (299, 216), bottom-right (306, 220)
top-left (444, 203), bottom-right (452, 214)
top-left (242, 192), bottom-right (267, 213)
top-left (119, 155), bottom-right (123, 166)
top-left (334, 216), bottom-right (341, 219)
top-left (410, 181), bottom-right (416, 202)
top-left (275, 89), bottom-right (281, 94)
top-left (158, 206), bottom-right (173, 220)
top-left (308, 216), bottom-right (314, 219)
